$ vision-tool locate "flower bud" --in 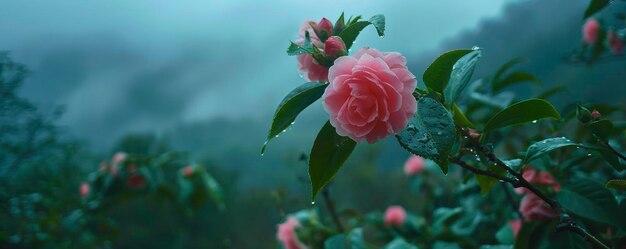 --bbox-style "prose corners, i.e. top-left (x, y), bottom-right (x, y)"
top-left (384, 206), bottom-right (407, 227)
top-left (582, 18), bottom-right (600, 45)
top-left (183, 166), bottom-right (194, 177)
top-left (79, 182), bottom-right (90, 197)
top-left (591, 110), bottom-right (601, 120)
top-left (467, 128), bottom-right (481, 140)
top-left (323, 36), bottom-right (347, 57)
top-left (576, 105), bottom-right (592, 124)
top-left (316, 18), bottom-right (333, 41)
top-left (404, 155), bottom-right (425, 176)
